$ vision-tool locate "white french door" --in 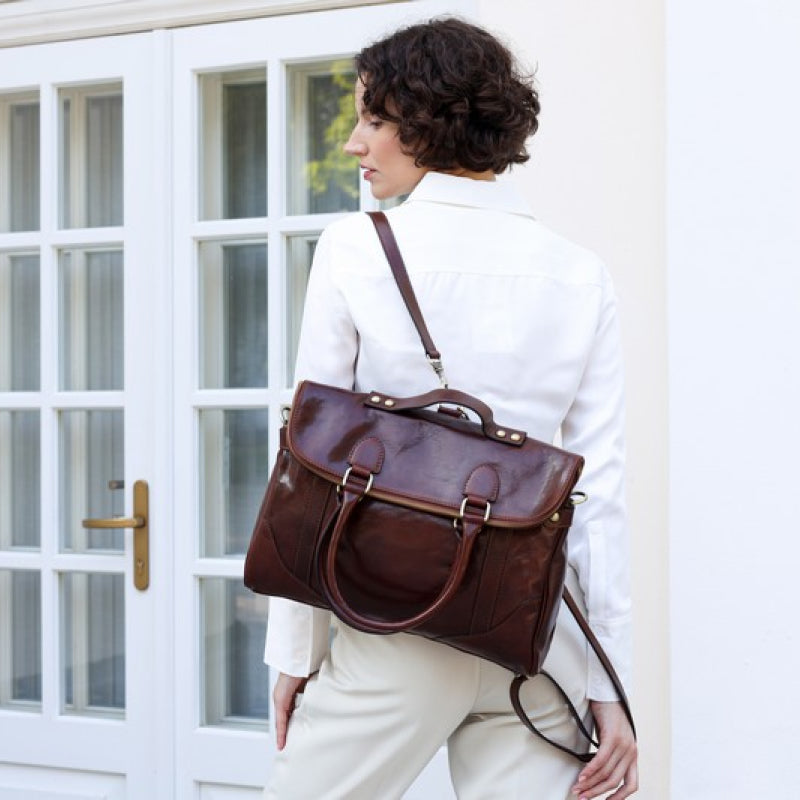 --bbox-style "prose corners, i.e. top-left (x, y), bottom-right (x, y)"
top-left (0, 32), bottom-right (171, 798)
top-left (1, 1), bottom-right (467, 797)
